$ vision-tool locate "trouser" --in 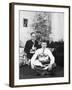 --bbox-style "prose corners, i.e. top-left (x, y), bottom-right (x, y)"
top-left (33, 60), bottom-right (56, 75)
